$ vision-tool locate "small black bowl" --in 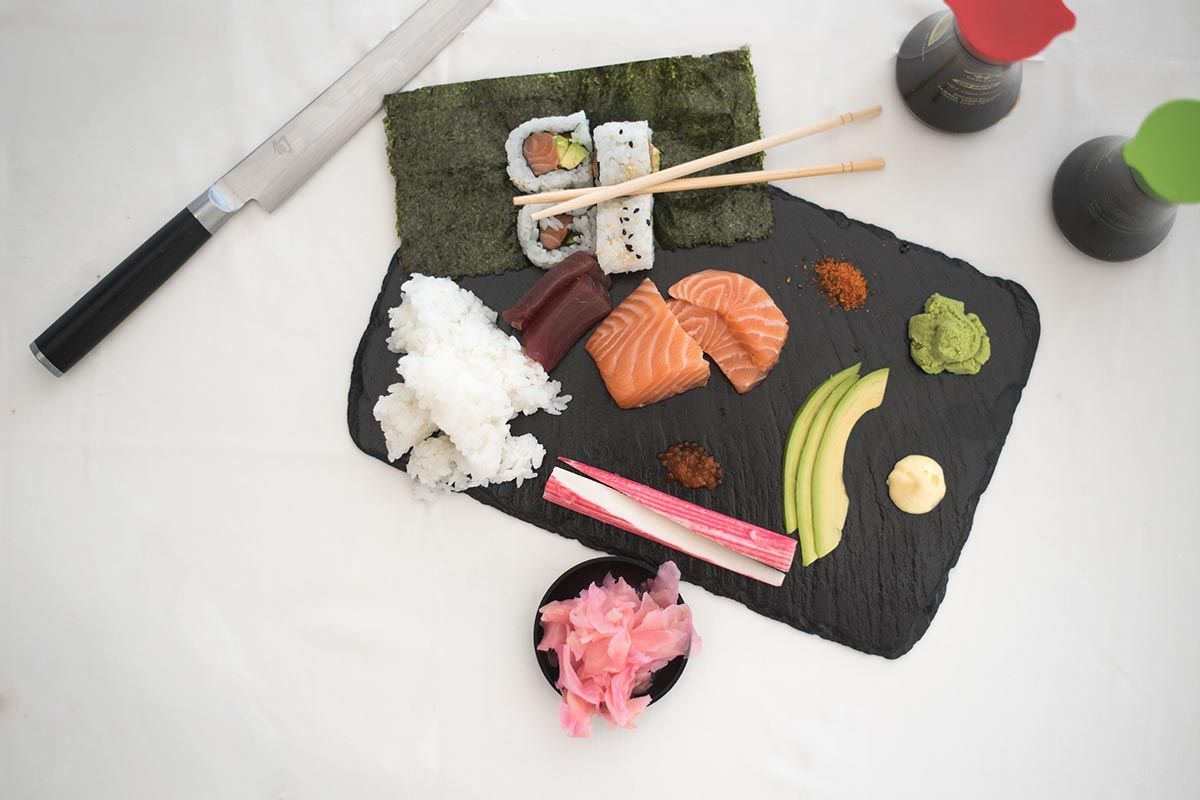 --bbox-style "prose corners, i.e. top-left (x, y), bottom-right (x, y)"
top-left (533, 556), bottom-right (689, 705)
